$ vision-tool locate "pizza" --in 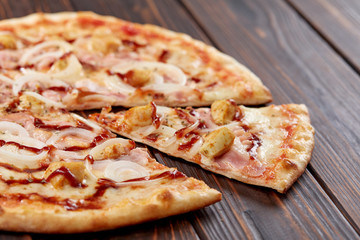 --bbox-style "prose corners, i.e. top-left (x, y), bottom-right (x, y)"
top-left (0, 11), bottom-right (316, 233)
top-left (0, 95), bottom-right (221, 233)
top-left (0, 12), bottom-right (272, 110)
top-left (90, 100), bottom-right (315, 193)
